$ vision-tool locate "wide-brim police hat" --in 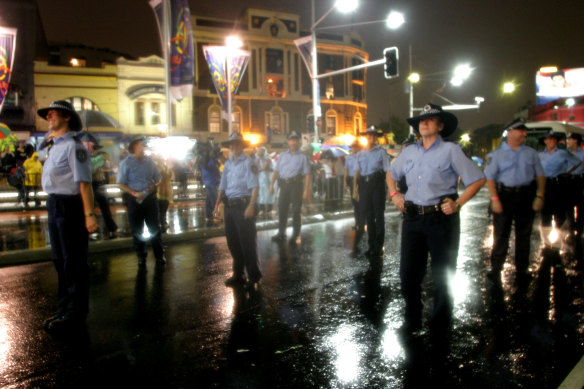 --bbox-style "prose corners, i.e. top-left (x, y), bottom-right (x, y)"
top-left (568, 132), bottom-right (583, 145)
top-left (37, 100), bottom-right (83, 131)
top-left (221, 132), bottom-right (249, 147)
top-left (128, 135), bottom-right (146, 151)
top-left (503, 118), bottom-right (529, 133)
top-left (359, 125), bottom-right (383, 137)
top-left (406, 103), bottom-right (458, 138)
